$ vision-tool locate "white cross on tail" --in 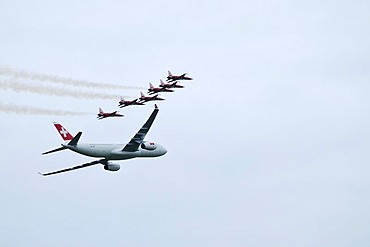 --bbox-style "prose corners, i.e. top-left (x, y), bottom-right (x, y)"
top-left (59, 127), bottom-right (68, 138)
